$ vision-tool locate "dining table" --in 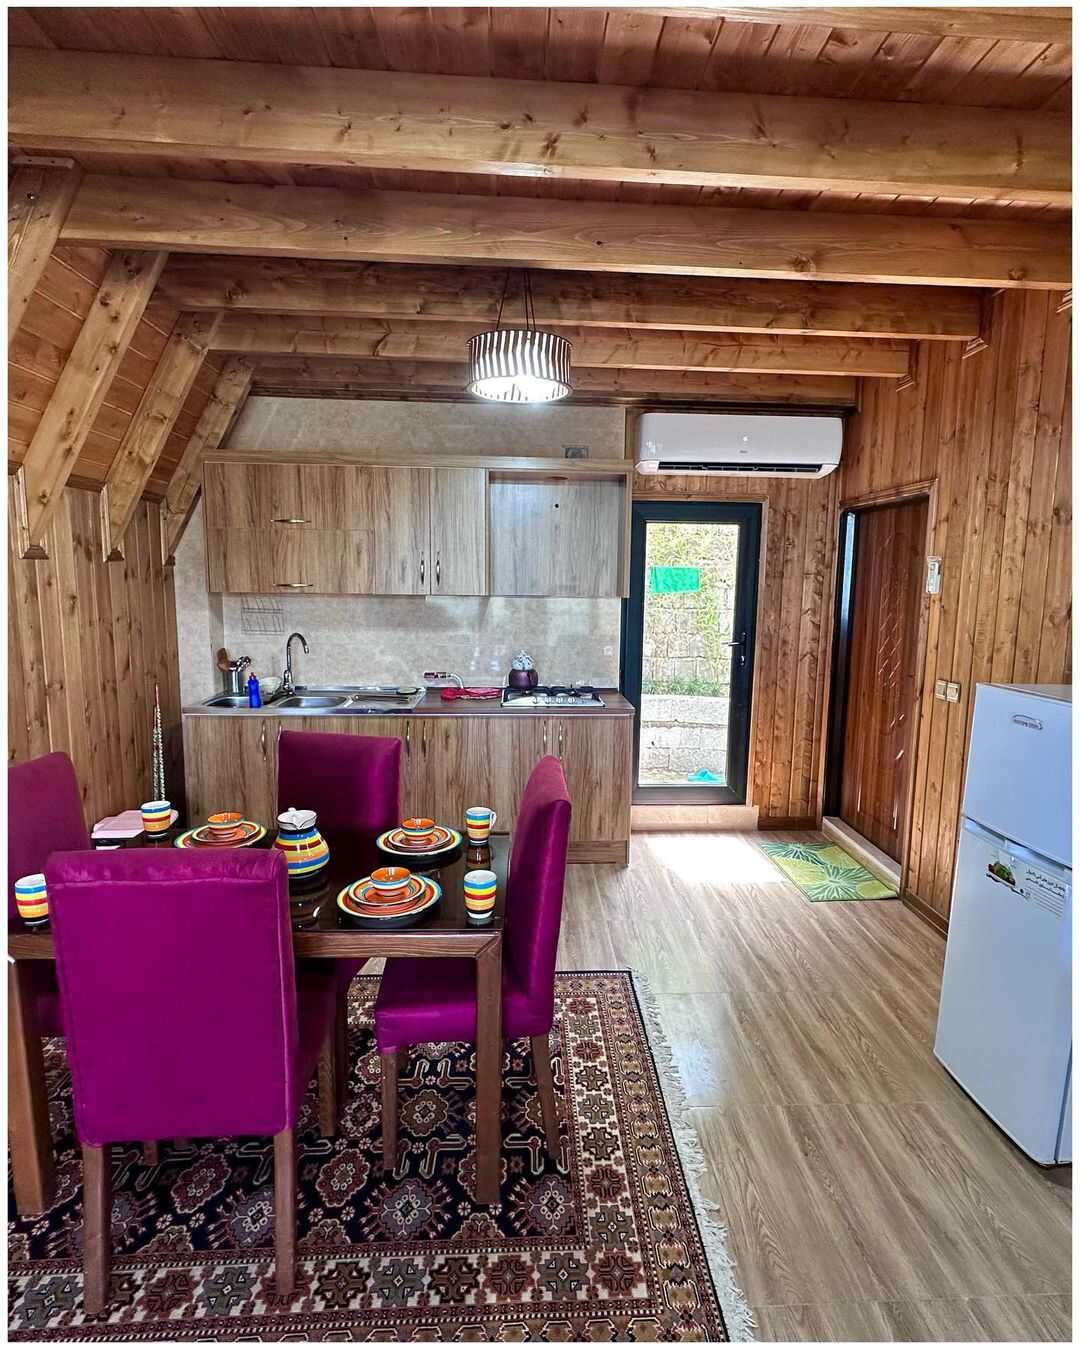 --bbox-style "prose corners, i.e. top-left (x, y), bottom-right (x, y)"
top-left (7, 828), bottom-right (508, 1215)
